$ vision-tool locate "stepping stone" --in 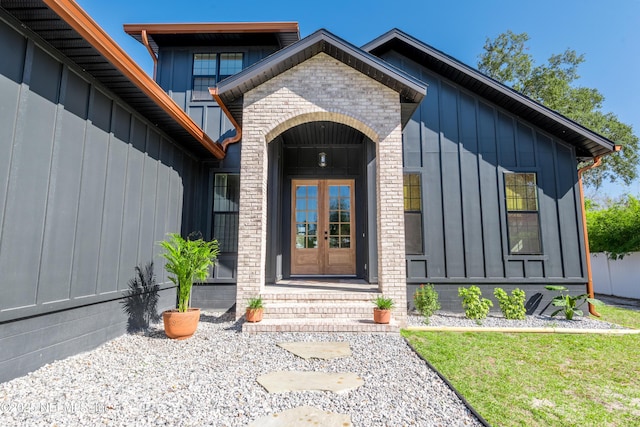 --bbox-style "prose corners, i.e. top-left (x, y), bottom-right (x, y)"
top-left (257, 371), bottom-right (363, 394)
top-left (277, 341), bottom-right (351, 360)
top-left (248, 406), bottom-right (352, 427)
